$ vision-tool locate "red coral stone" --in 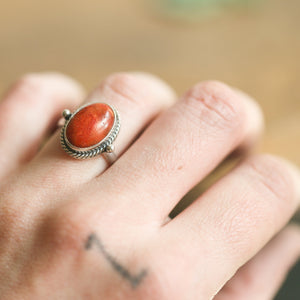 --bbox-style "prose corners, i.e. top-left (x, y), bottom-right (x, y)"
top-left (66, 103), bottom-right (114, 148)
